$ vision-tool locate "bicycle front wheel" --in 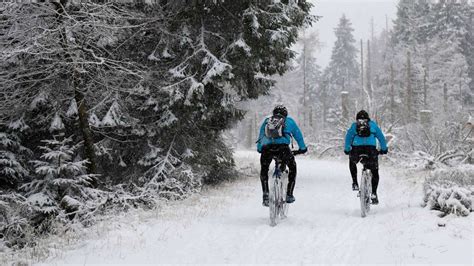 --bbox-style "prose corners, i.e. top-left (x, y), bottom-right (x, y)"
top-left (279, 172), bottom-right (289, 219)
top-left (269, 177), bottom-right (279, 226)
top-left (360, 170), bottom-right (371, 217)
